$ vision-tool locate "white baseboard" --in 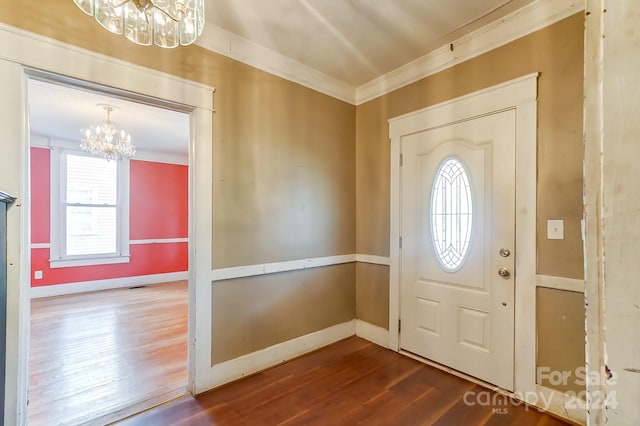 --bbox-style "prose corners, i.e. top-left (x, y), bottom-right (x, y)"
top-left (202, 320), bottom-right (356, 392)
top-left (30, 271), bottom-right (188, 298)
top-left (355, 320), bottom-right (390, 348)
